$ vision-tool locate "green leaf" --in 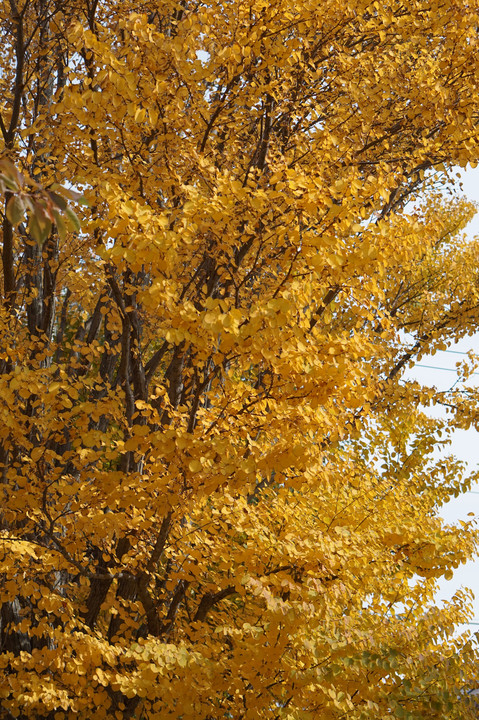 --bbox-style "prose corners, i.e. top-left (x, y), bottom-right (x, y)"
top-left (6, 194), bottom-right (25, 225)
top-left (0, 174), bottom-right (19, 192)
top-left (53, 209), bottom-right (67, 241)
top-left (28, 206), bottom-right (52, 246)
top-left (52, 184), bottom-right (88, 204)
top-left (65, 205), bottom-right (81, 233)
top-left (47, 190), bottom-right (68, 211)
top-left (27, 213), bottom-right (43, 244)
top-left (0, 159), bottom-right (23, 190)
